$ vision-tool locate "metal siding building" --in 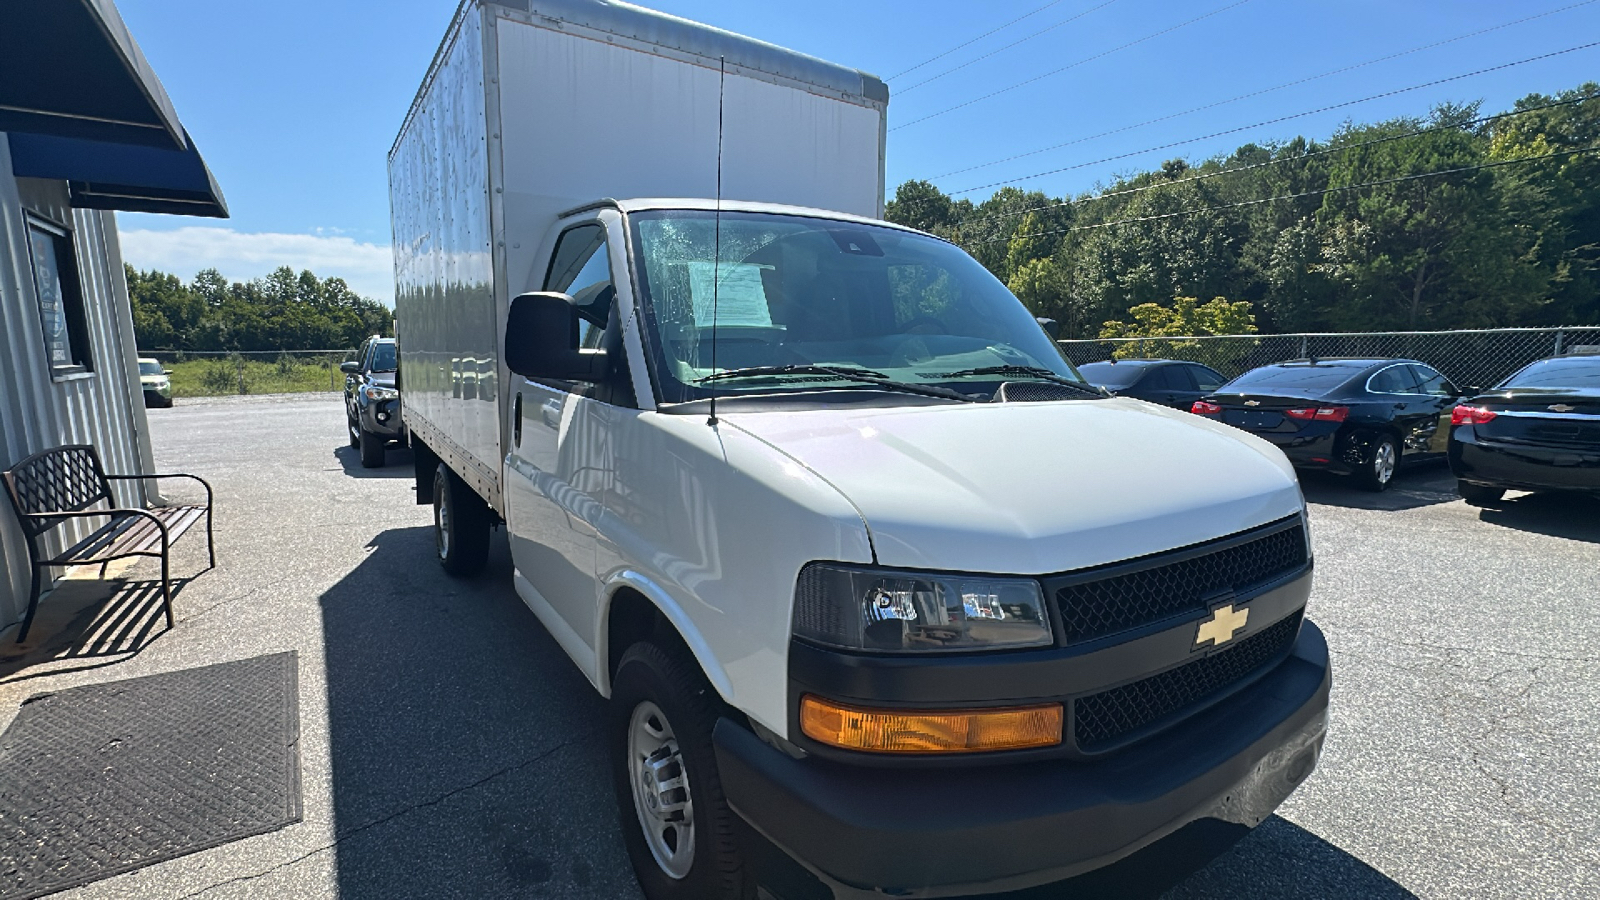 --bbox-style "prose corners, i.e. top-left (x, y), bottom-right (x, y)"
top-left (0, 0), bottom-right (227, 636)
